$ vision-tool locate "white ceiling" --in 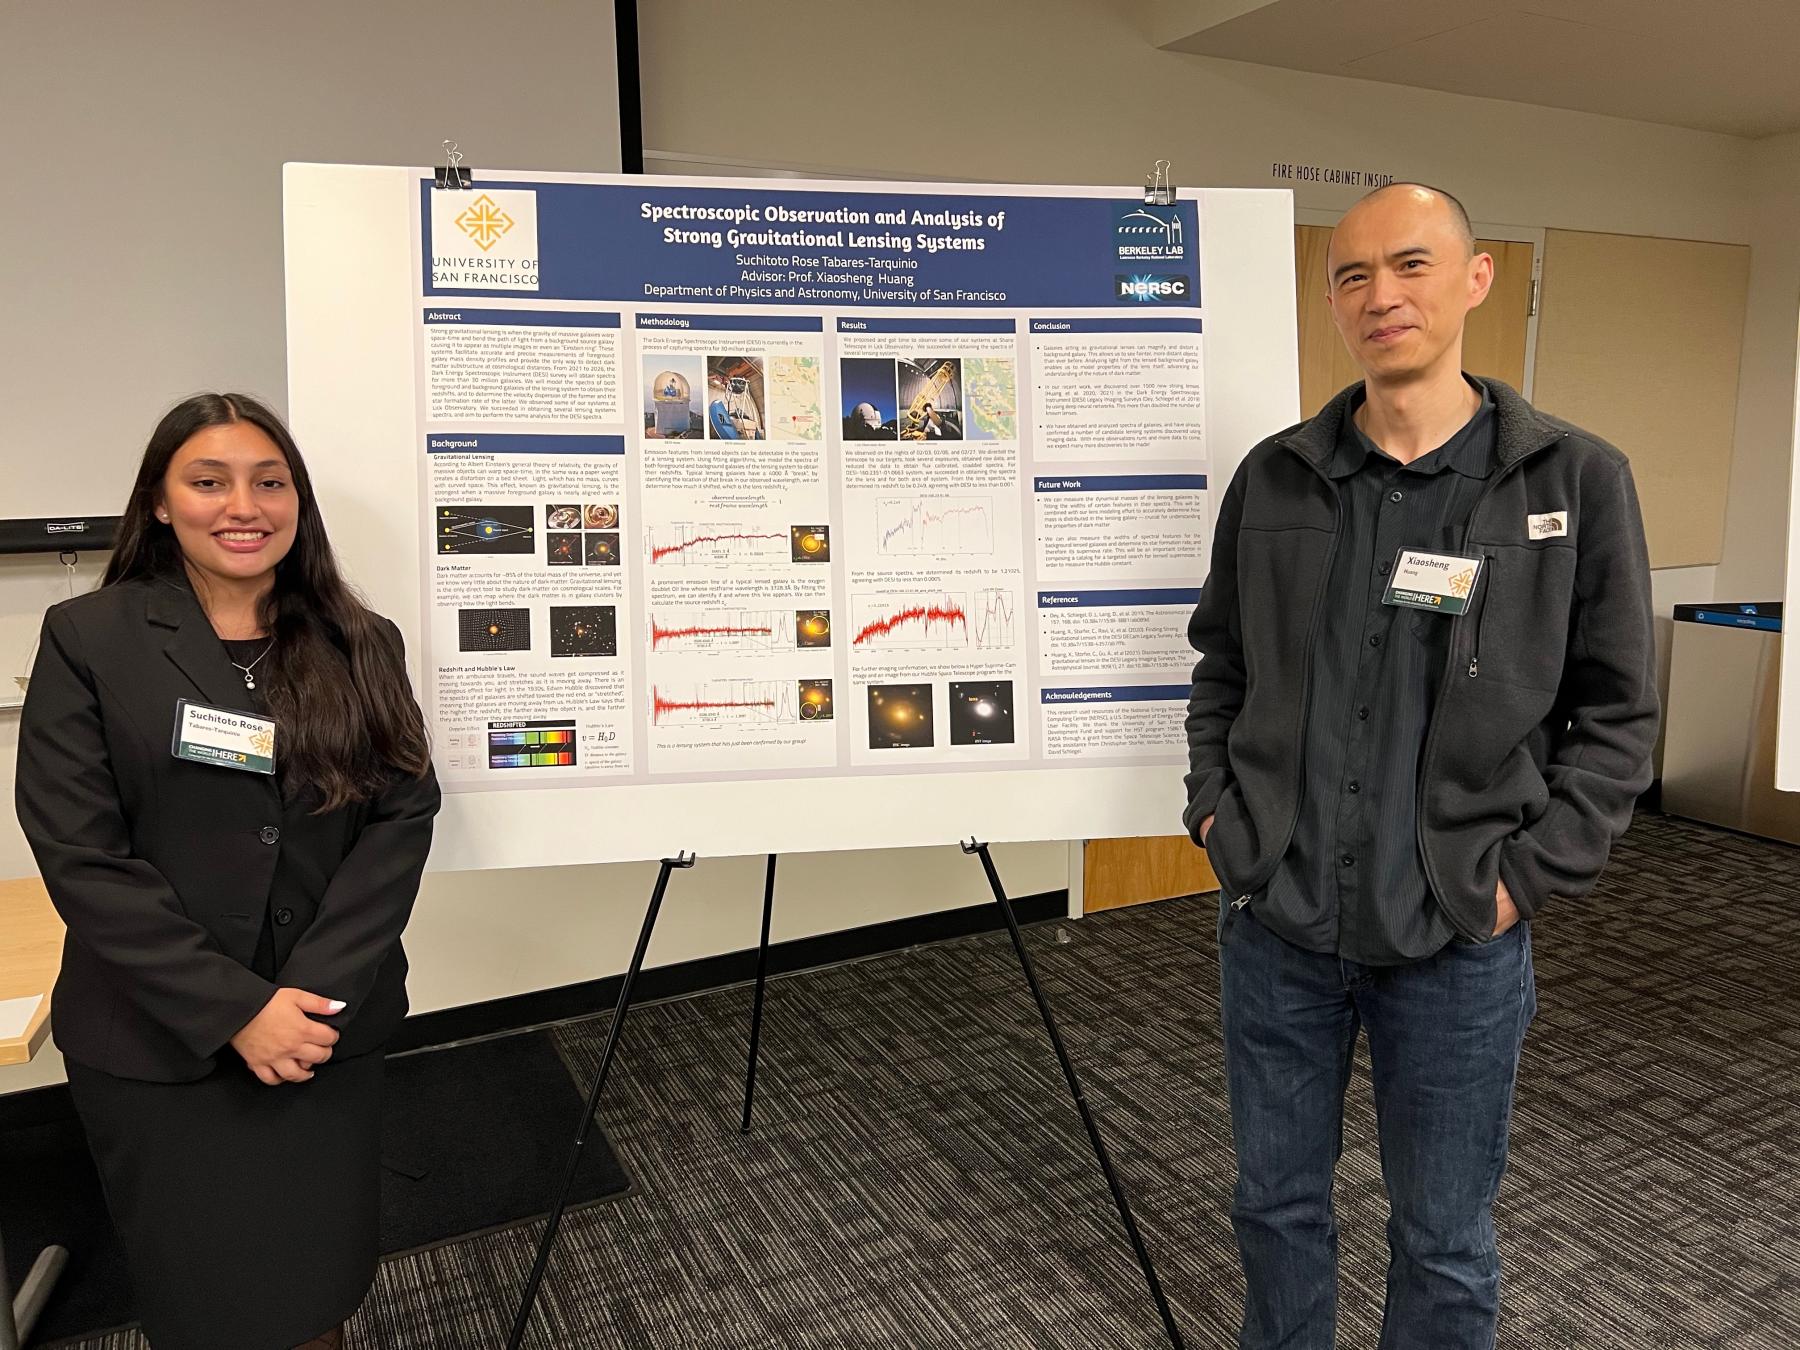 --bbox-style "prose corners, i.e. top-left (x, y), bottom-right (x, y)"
top-left (1150, 0), bottom-right (1800, 139)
